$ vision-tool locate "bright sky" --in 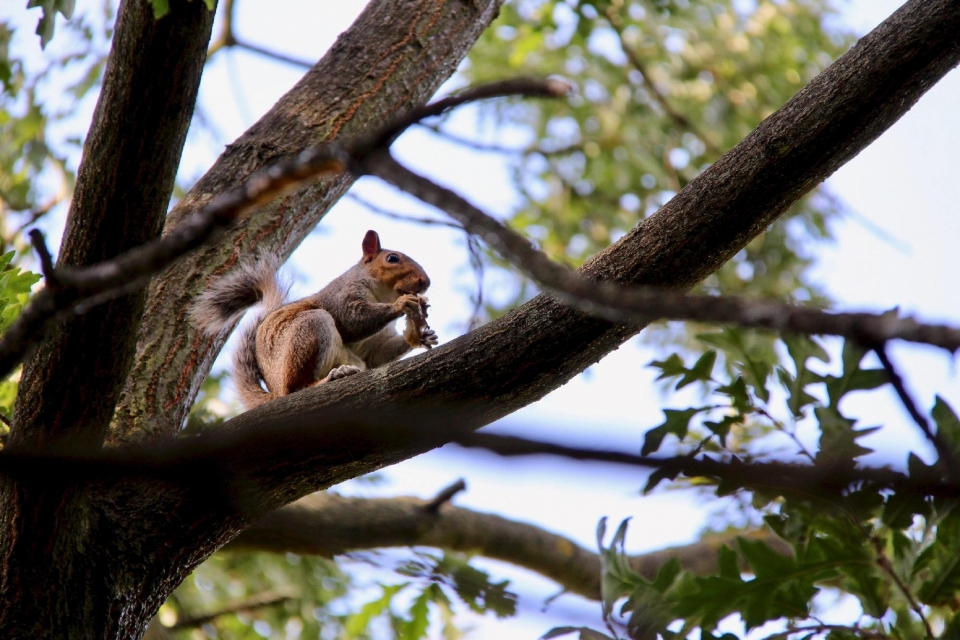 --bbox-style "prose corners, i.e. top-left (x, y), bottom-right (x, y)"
top-left (4, 0), bottom-right (960, 637)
